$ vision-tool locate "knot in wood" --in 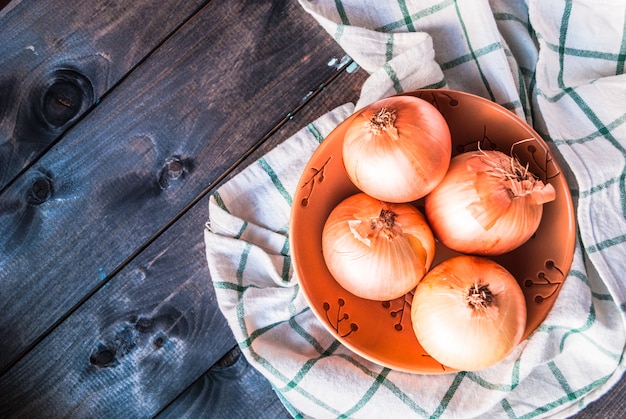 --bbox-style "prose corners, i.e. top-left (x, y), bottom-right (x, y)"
top-left (158, 156), bottom-right (186, 189)
top-left (90, 347), bottom-right (116, 367)
top-left (135, 317), bottom-right (153, 333)
top-left (153, 335), bottom-right (166, 348)
top-left (41, 69), bottom-right (93, 127)
top-left (28, 176), bottom-right (53, 205)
